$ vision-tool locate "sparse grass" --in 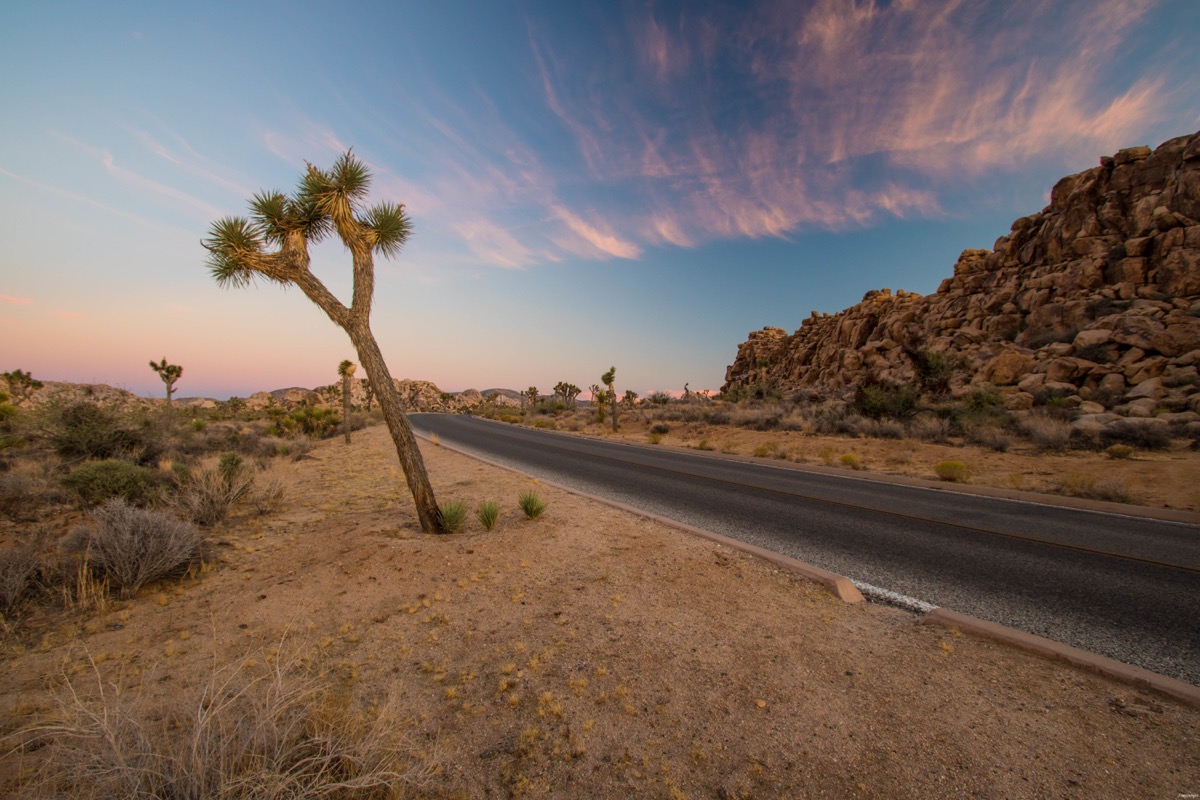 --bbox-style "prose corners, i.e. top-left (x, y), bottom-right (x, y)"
top-left (1019, 413), bottom-right (1071, 451)
top-left (909, 415), bottom-right (951, 443)
top-left (0, 545), bottom-right (38, 614)
top-left (438, 500), bottom-right (468, 532)
top-left (249, 466), bottom-right (288, 514)
top-left (518, 491), bottom-right (547, 519)
top-left (71, 498), bottom-right (204, 599)
top-left (934, 460), bottom-right (971, 482)
top-left (476, 501), bottom-right (500, 530)
top-left (15, 647), bottom-right (433, 799)
top-left (173, 453), bottom-right (255, 525)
